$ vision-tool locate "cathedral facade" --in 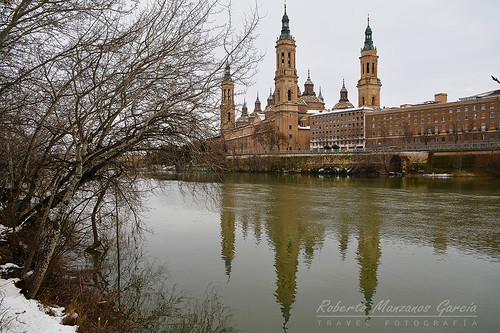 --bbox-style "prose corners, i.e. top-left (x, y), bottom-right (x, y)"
top-left (220, 4), bottom-right (336, 154)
